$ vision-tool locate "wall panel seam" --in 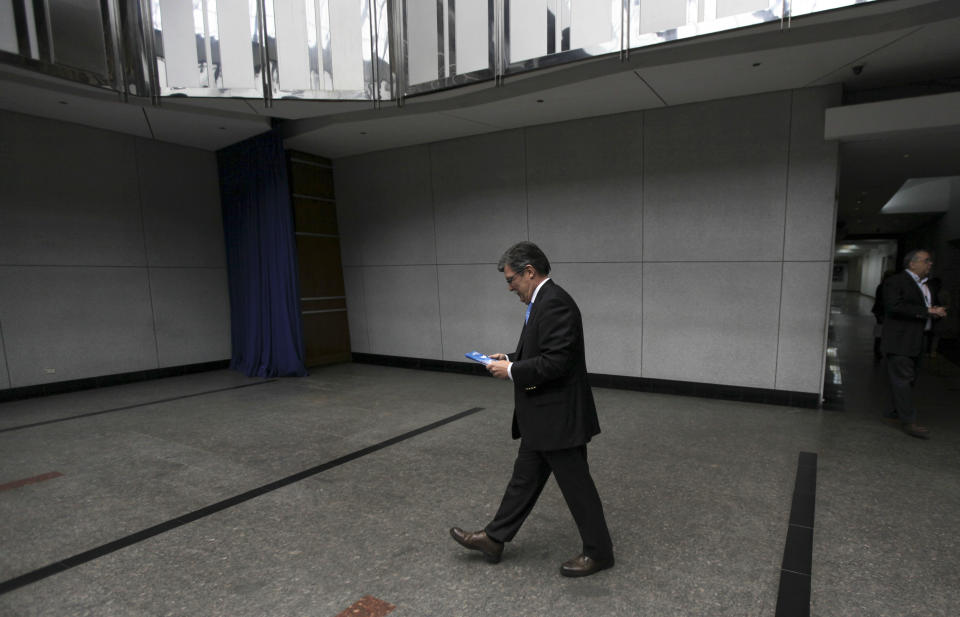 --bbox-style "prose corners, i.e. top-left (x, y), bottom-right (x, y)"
top-left (0, 318), bottom-right (11, 388)
top-left (640, 109), bottom-right (646, 377)
top-left (523, 127), bottom-right (530, 241)
top-left (775, 90), bottom-right (795, 389)
top-left (428, 145), bottom-right (445, 359)
top-left (134, 138), bottom-right (161, 369)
